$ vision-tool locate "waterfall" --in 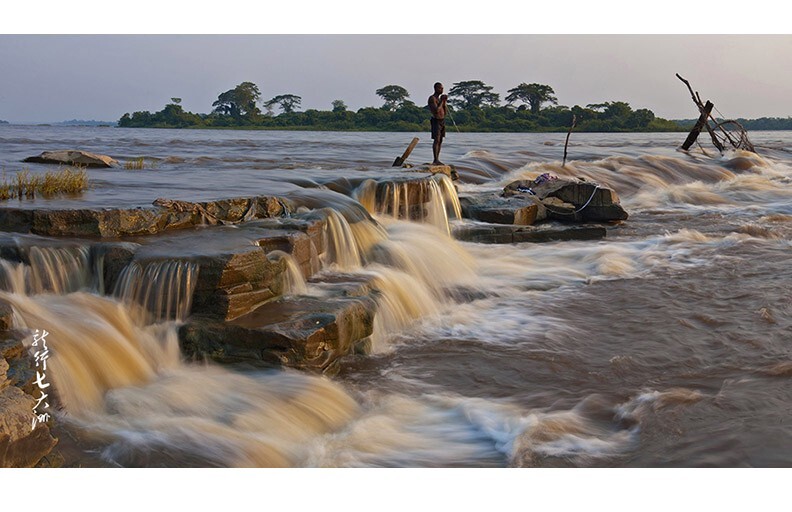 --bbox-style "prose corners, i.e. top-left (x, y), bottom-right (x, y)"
top-left (321, 208), bottom-right (388, 271)
top-left (323, 208), bottom-right (364, 270)
top-left (0, 245), bottom-right (94, 295)
top-left (268, 250), bottom-right (308, 296)
top-left (113, 260), bottom-right (199, 323)
top-left (353, 175), bottom-right (461, 235)
top-left (1, 290), bottom-right (359, 467)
